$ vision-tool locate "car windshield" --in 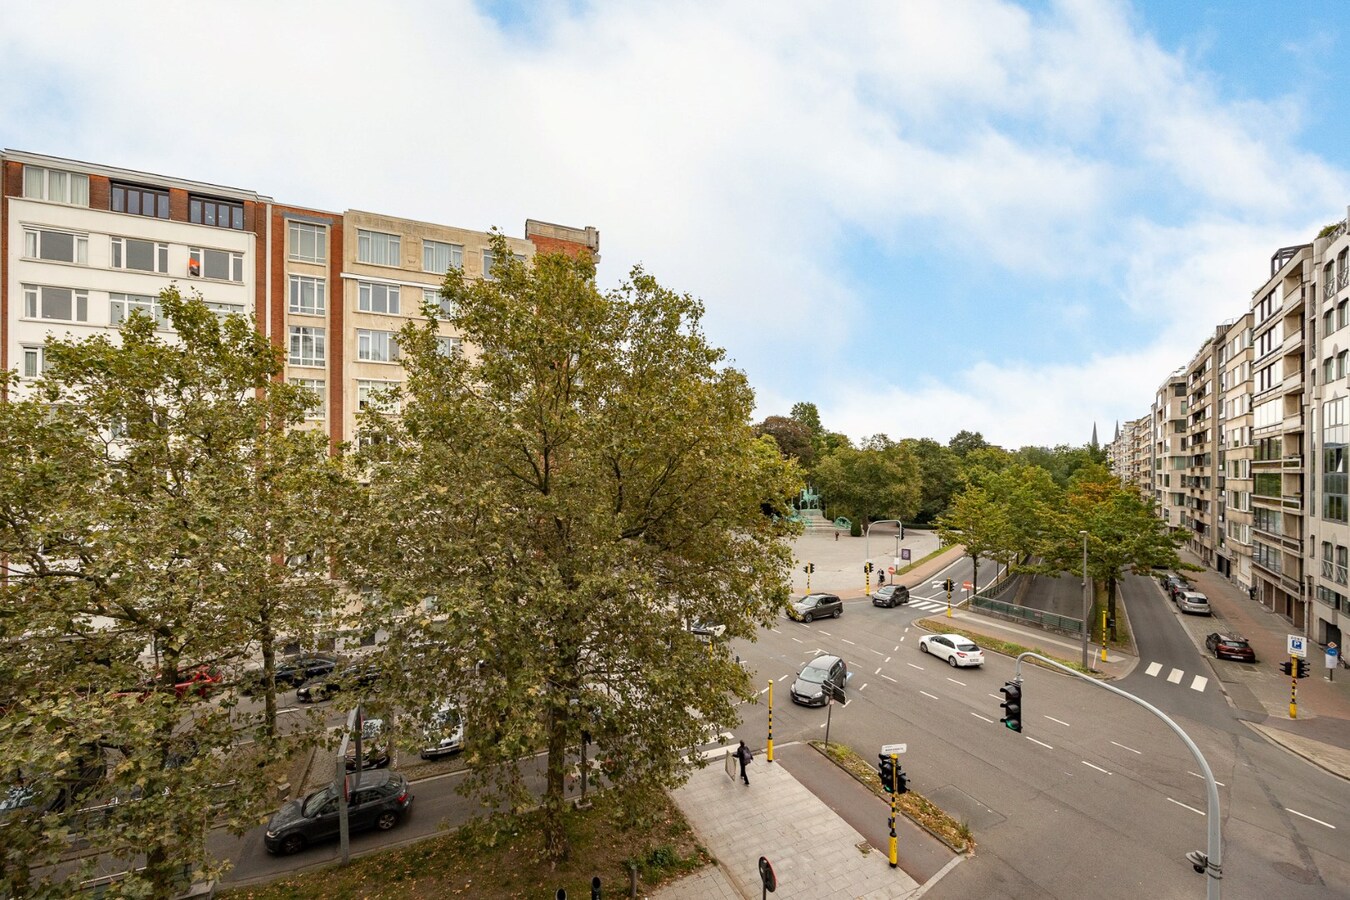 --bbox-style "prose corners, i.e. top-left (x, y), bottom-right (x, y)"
top-left (799, 597), bottom-right (818, 608)
top-left (800, 664), bottom-right (828, 683)
top-left (301, 785), bottom-right (337, 817)
top-left (1222, 639), bottom-right (1249, 648)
